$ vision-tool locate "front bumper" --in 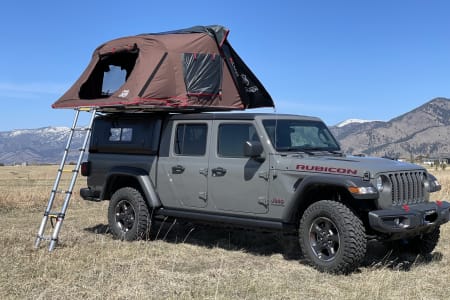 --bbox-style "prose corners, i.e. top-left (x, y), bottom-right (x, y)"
top-left (368, 201), bottom-right (450, 234)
